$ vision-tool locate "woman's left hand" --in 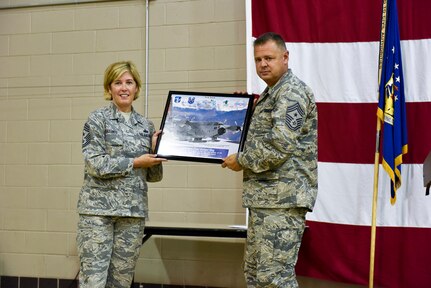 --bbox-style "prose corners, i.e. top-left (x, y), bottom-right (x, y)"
top-left (151, 130), bottom-right (163, 152)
